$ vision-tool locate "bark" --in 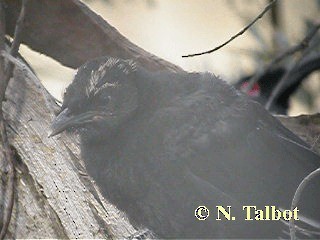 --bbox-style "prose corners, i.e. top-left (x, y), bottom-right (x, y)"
top-left (4, 0), bottom-right (183, 73)
top-left (278, 113), bottom-right (320, 154)
top-left (0, 0), bottom-right (319, 238)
